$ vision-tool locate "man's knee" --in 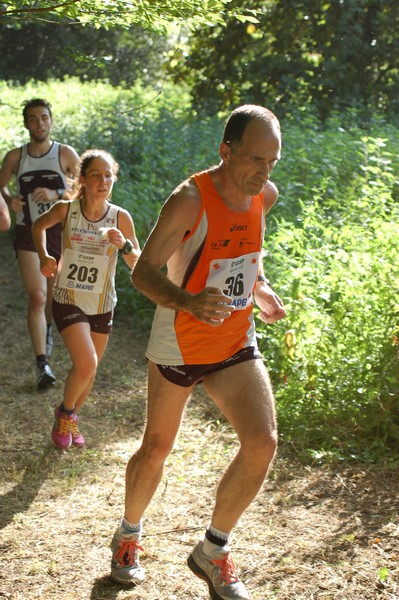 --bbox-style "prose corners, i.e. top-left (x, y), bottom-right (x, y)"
top-left (141, 434), bottom-right (174, 464)
top-left (242, 428), bottom-right (278, 466)
top-left (29, 288), bottom-right (46, 310)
